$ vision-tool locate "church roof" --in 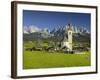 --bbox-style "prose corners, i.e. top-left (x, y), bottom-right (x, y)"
top-left (62, 33), bottom-right (68, 42)
top-left (67, 23), bottom-right (73, 31)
